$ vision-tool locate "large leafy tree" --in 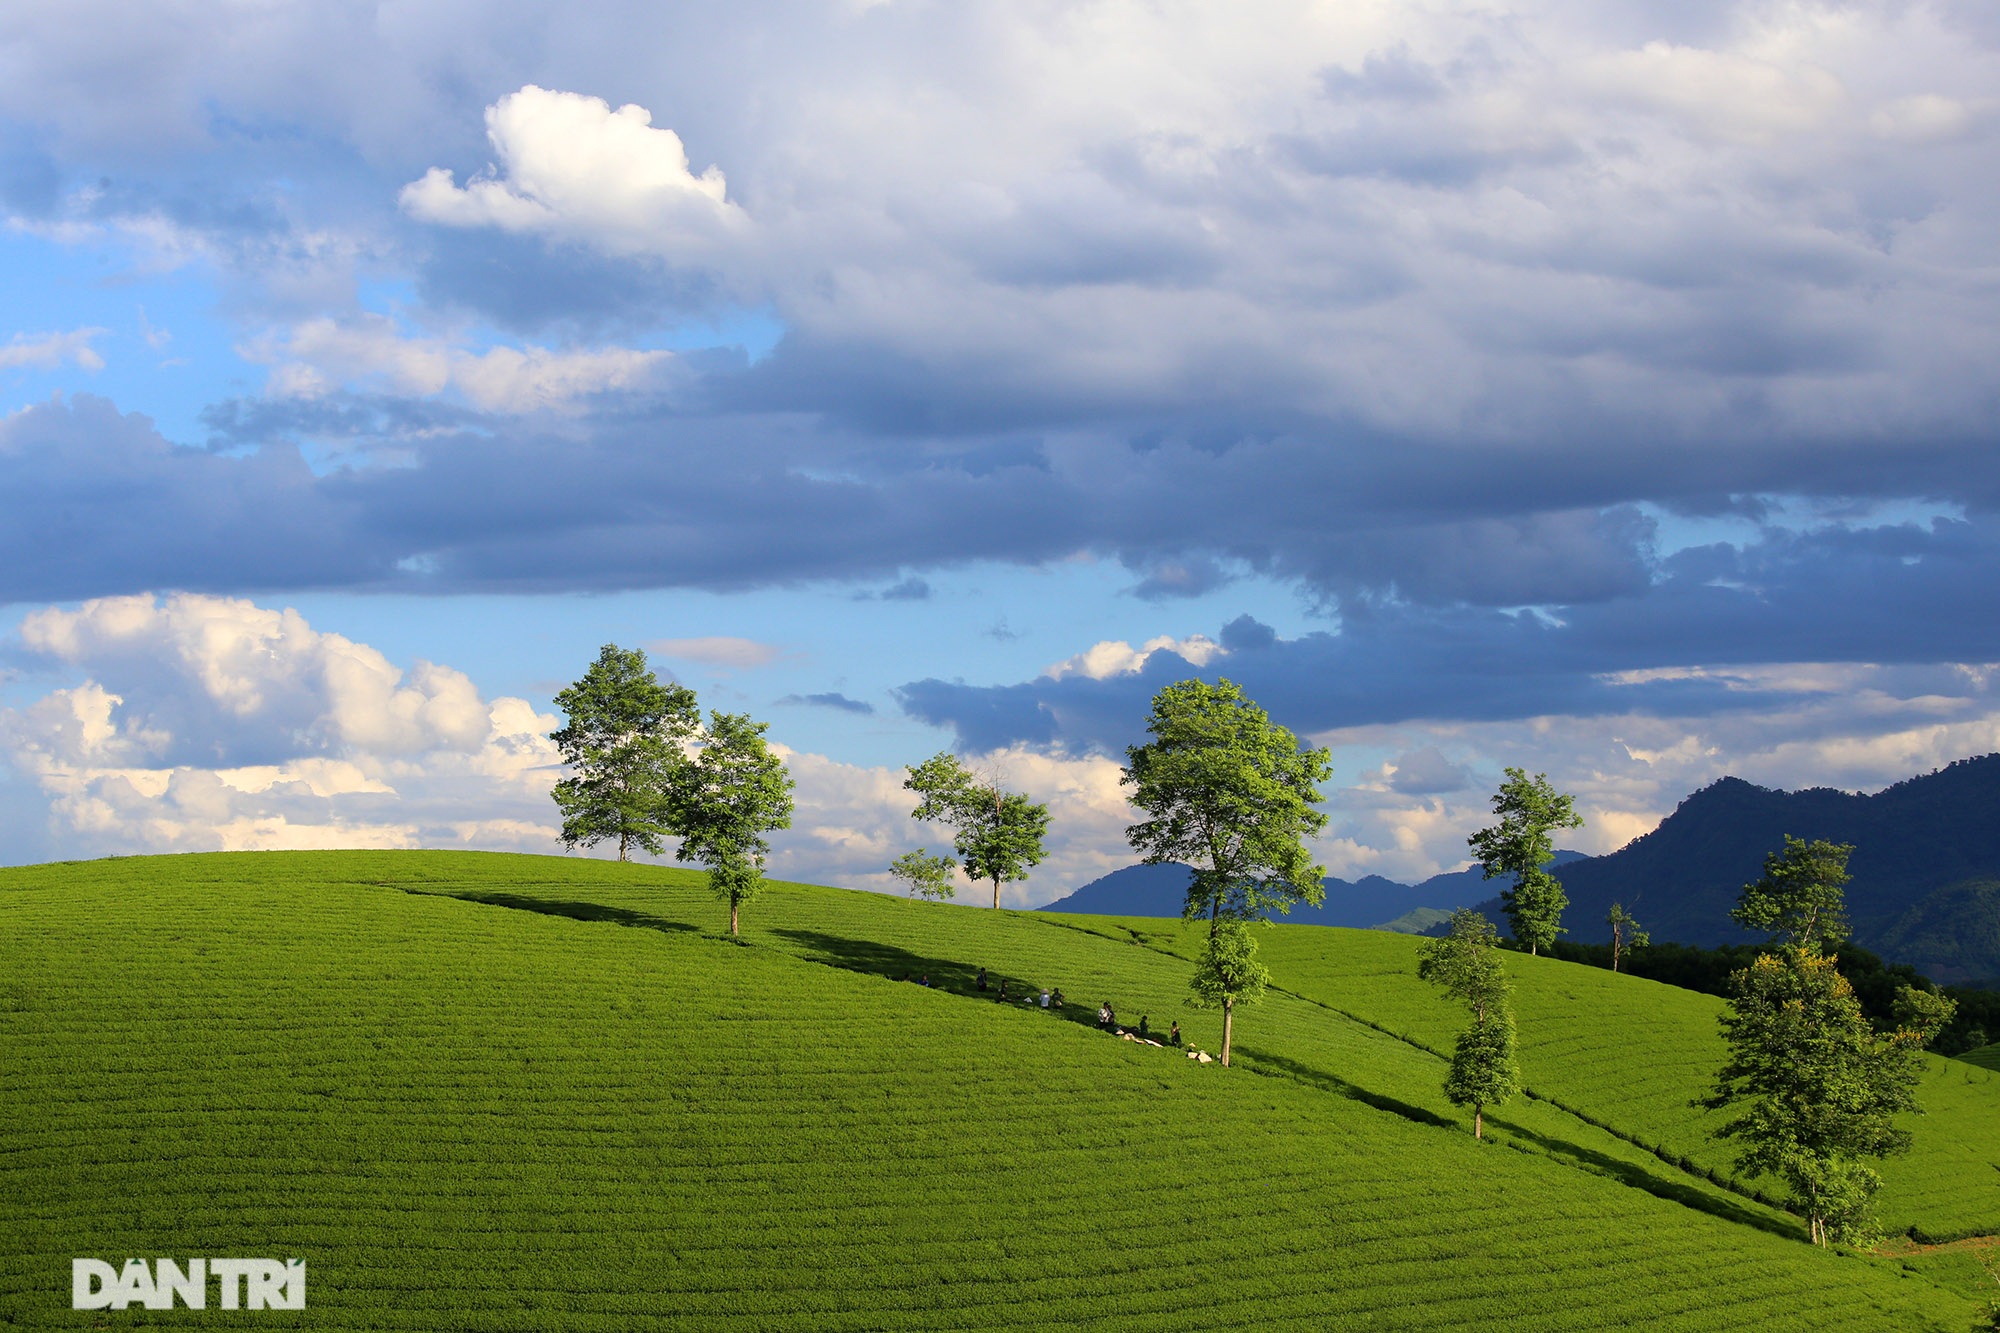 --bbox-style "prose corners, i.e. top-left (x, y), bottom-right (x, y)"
top-left (1121, 678), bottom-right (1332, 939)
top-left (1732, 835), bottom-right (1852, 951)
top-left (1418, 908), bottom-right (1520, 1139)
top-left (673, 711), bottom-right (795, 936)
top-left (904, 753), bottom-right (1050, 909)
top-left (1466, 767), bottom-right (1583, 955)
top-left (550, 645), bottom-right (698, 861)
top-left (1187, 918), bottom-right (1269, 1068)
top-left (1702, 944), bottom-right (1950, 1245)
